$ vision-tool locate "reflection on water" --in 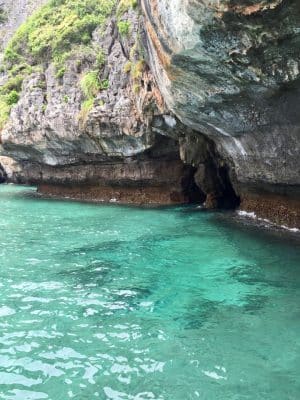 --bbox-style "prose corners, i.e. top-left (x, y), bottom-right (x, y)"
top-left (0, 185), bottom-right (300, 400)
